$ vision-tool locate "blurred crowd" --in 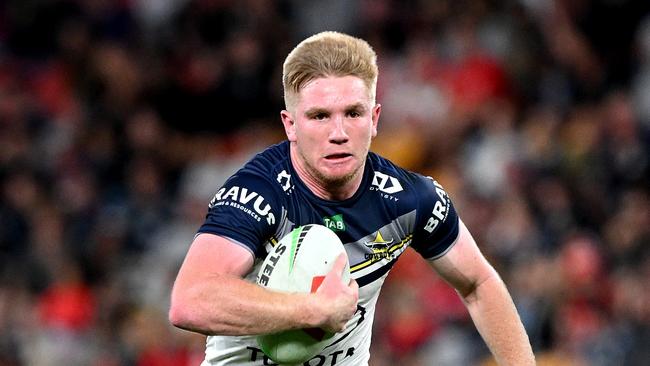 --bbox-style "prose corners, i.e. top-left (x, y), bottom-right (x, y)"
top-left (0, 0), bottom-right (649, 365)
